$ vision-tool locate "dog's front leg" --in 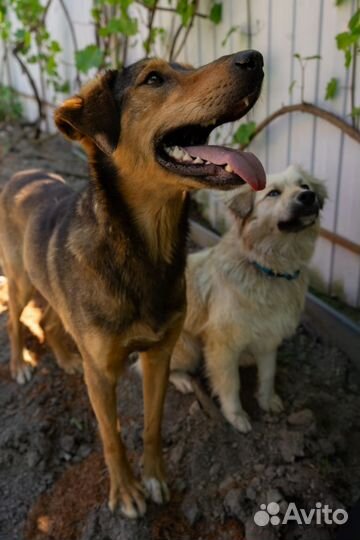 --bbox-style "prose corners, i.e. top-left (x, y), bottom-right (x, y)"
top-left (205, 337), bottom-right (252, 433)
top-left (82, 356), bottom-right (146, 518)
top-left (140, 324), bottom-right (182, 505)
top-left (256, 350), bottom-right (284, 413)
